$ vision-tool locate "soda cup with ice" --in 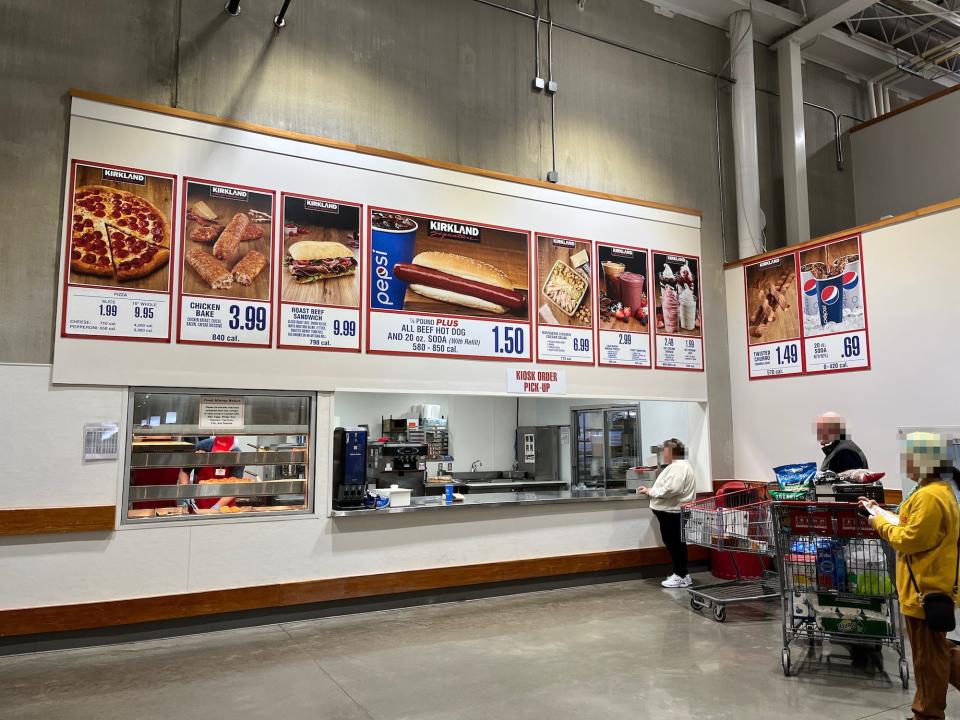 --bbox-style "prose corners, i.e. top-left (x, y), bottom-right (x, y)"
top-left (370, 212), bottom-right (418, 310)
top-left (817, 273), bottom-right (844, 325)
top-left (800, 263), bottom-right (821, 319)
top-left (841, 254), bottom-right (861, 312)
